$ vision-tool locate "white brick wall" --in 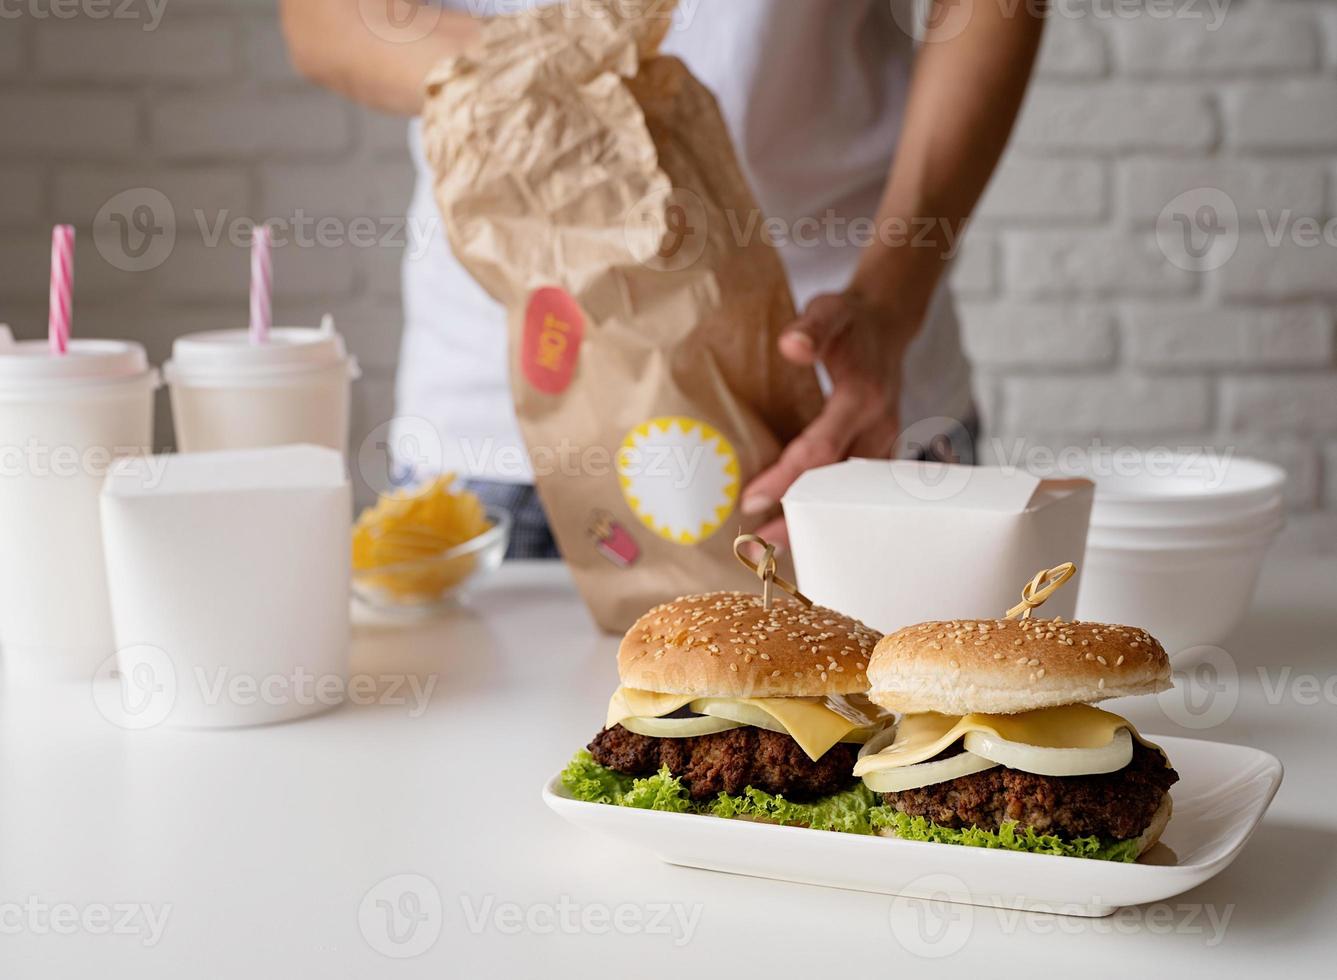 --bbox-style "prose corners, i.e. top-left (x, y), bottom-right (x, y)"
top-left (972, 0), bottom-right (1337, 551)
top-left (53, 169), bottom-right (252, 227)
top-left (1326, 442), bottom-right (1337, 508)
top-left (1324, 4), bottom-right (1337, 70)
top-left (0, 167), bottom-right (43, 226)
top-left (0, 3), bottom-right (406, 506)
top-left (960, 304), bottom-right (1117, 367)
top-left (0, 92), bottom-right (140, 155)
top-left (1001, 374), bottom-right (1214, 435)
top-left (1107, 7), bottom-right (1320, 75)
top-left (1003, 230), bottom-right (1195, 297)
top-left (1034, 13), bottom-right (1107, 78)
top-left (0, 19), bottom-right (25, 74)
top-left (2, 0), bottom-right (1335, 542)
top-left (1013, 84), bottom-right (1217, 151)
top-left (32, 20), bottom-right (235, 80)
top-left (1217, 235), bottom-right (1337, 299)
top-left (1220, 376), bottom-right (1337, 433)
top-left (1117, 158), bottom-right (1326, 226)
top-left (1123, 305), bottom-right (1334, 368)
top-left (1223, 80), bottom-right (1337, 149)
top-left (975, 158), bottom-right (1107, 222)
